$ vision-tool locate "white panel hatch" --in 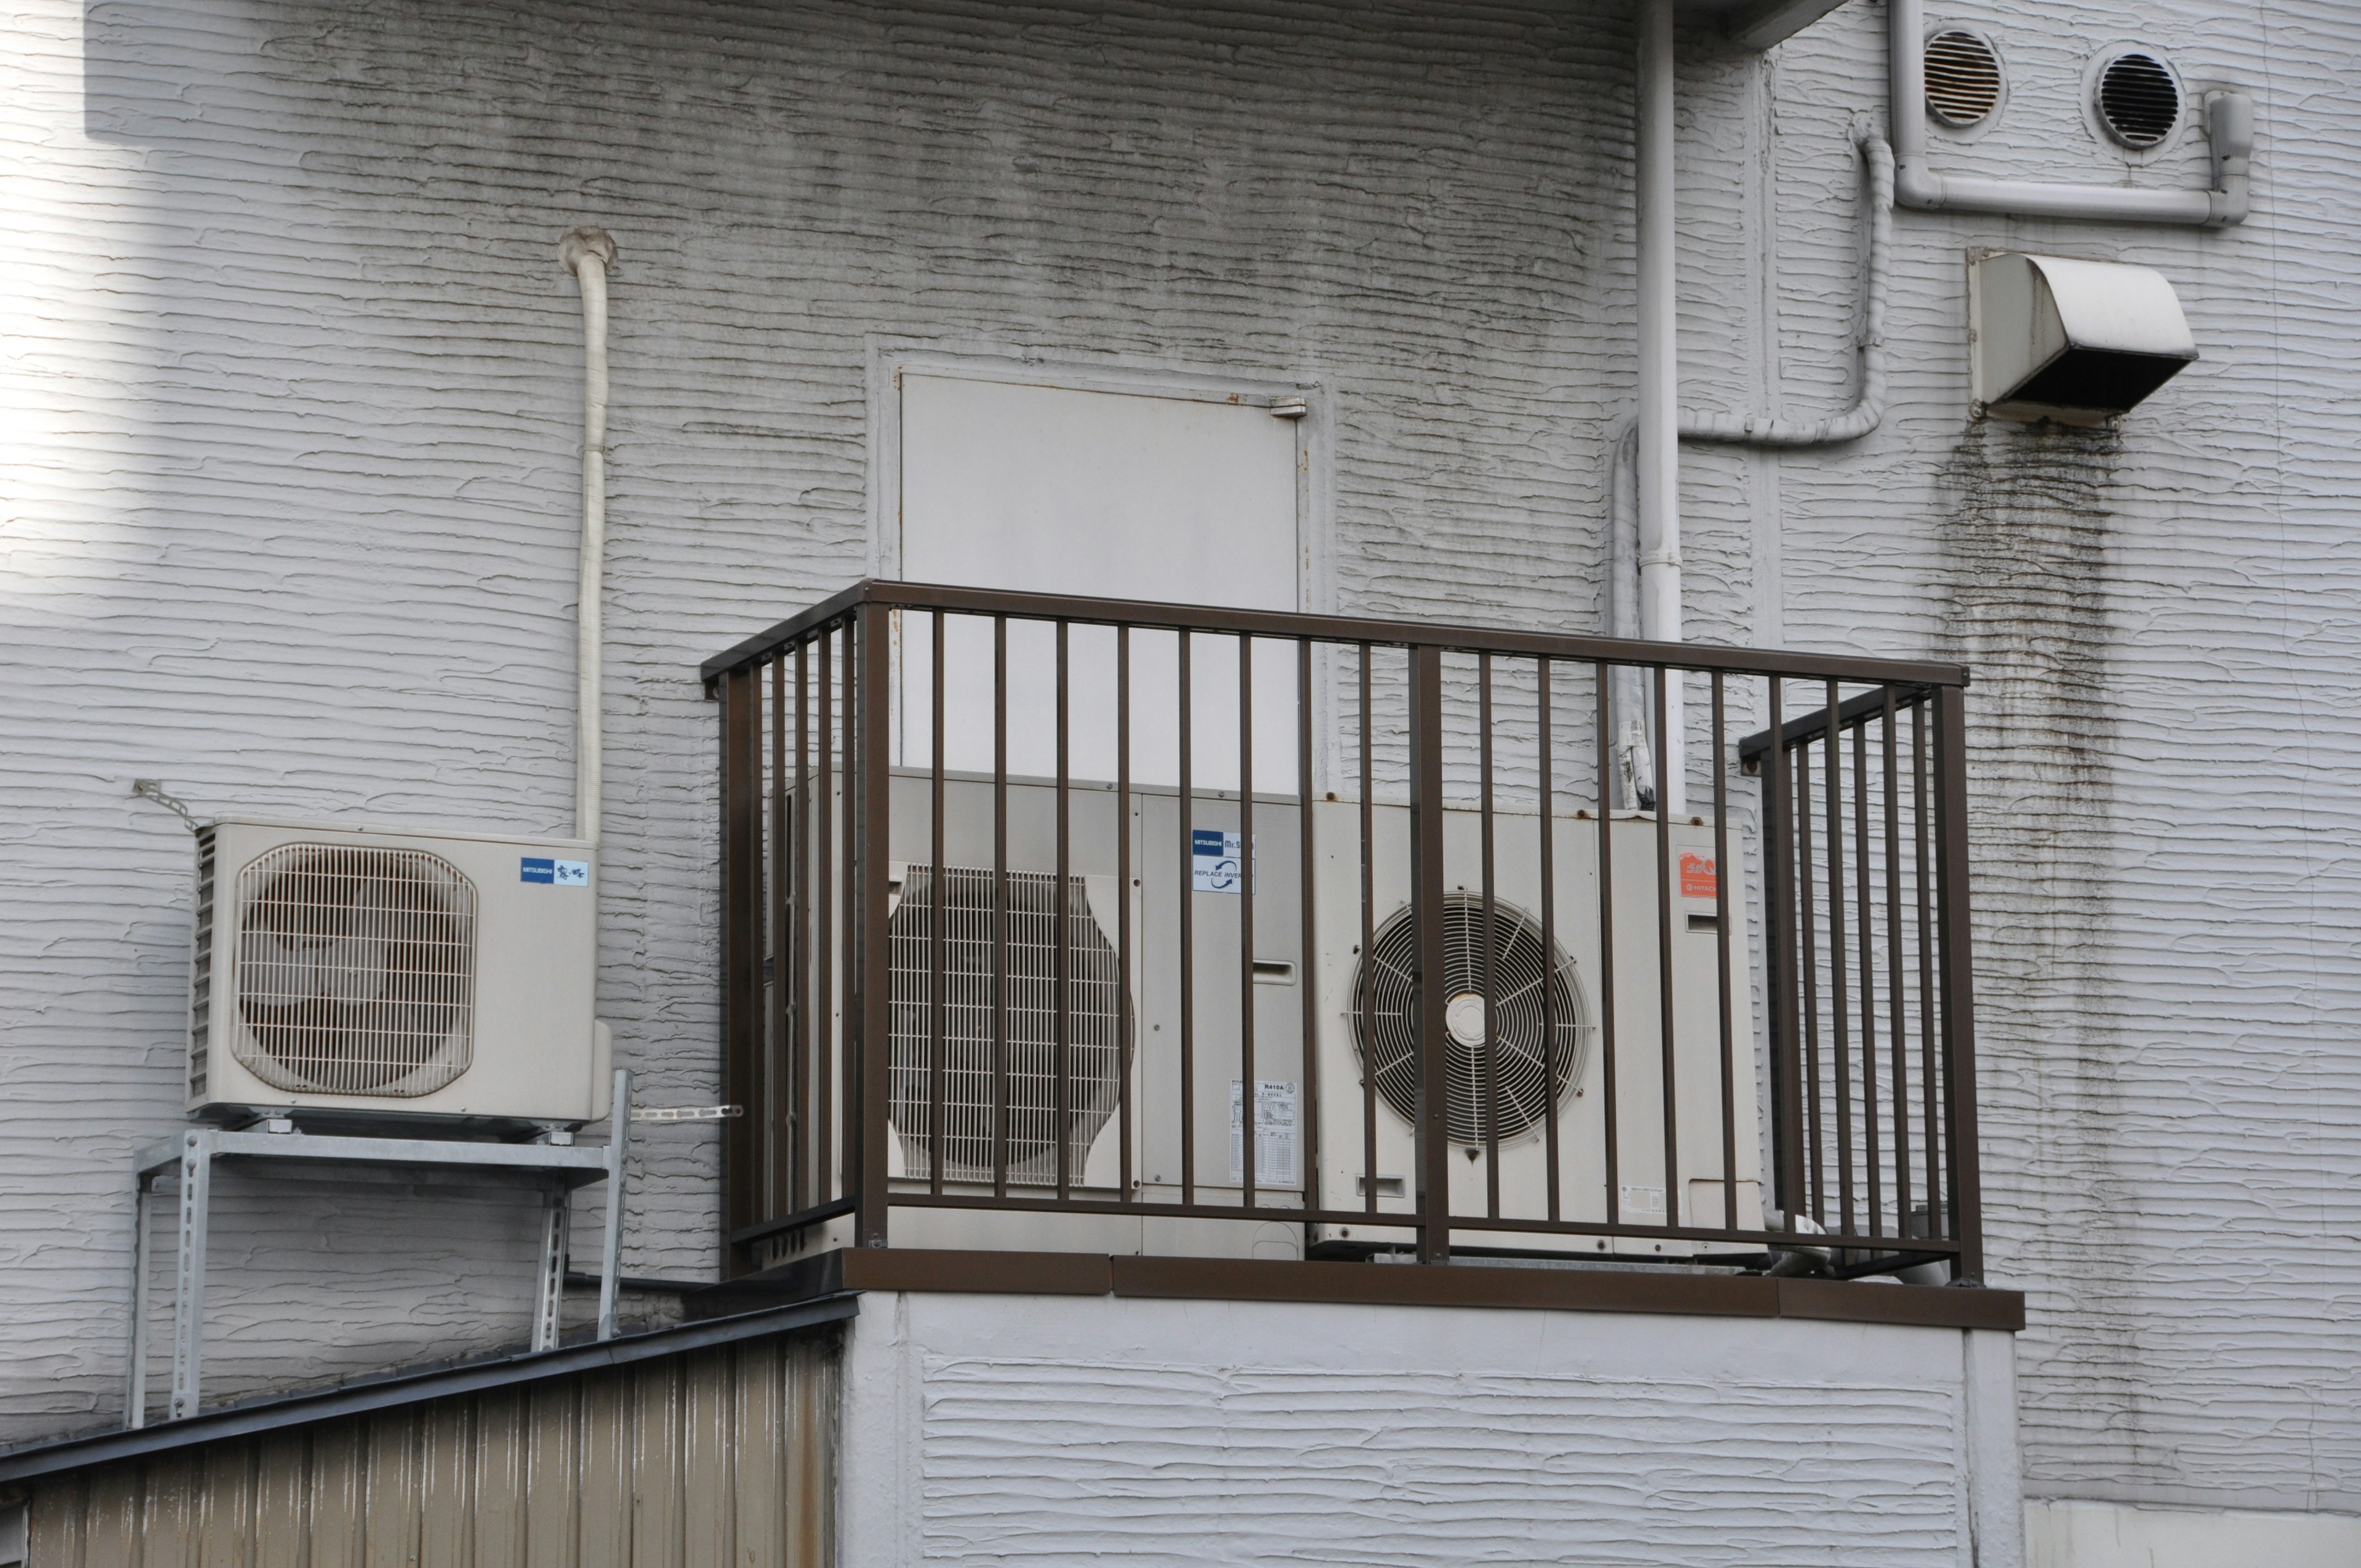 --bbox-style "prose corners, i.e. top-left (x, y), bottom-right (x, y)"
top-left (894, 371), bottom-right (1307, 790)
